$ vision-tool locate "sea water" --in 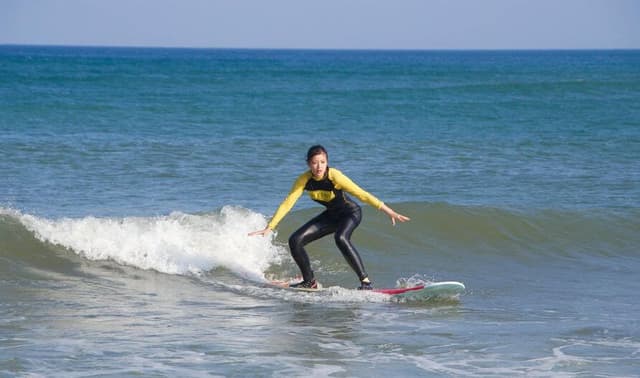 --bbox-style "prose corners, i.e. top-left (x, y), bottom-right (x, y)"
top-left (1, 46), bottom-right (639, 376)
